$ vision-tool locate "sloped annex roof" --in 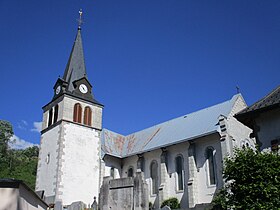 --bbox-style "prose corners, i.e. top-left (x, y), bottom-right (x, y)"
top-left (235, 85), bottom-right (280, 128)
top-left (237, 85), bottom-right (280, 115)
top-left (0, 179), bottom-right (48, 208)
top-left (101, 94), bottom-right (242, 158)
